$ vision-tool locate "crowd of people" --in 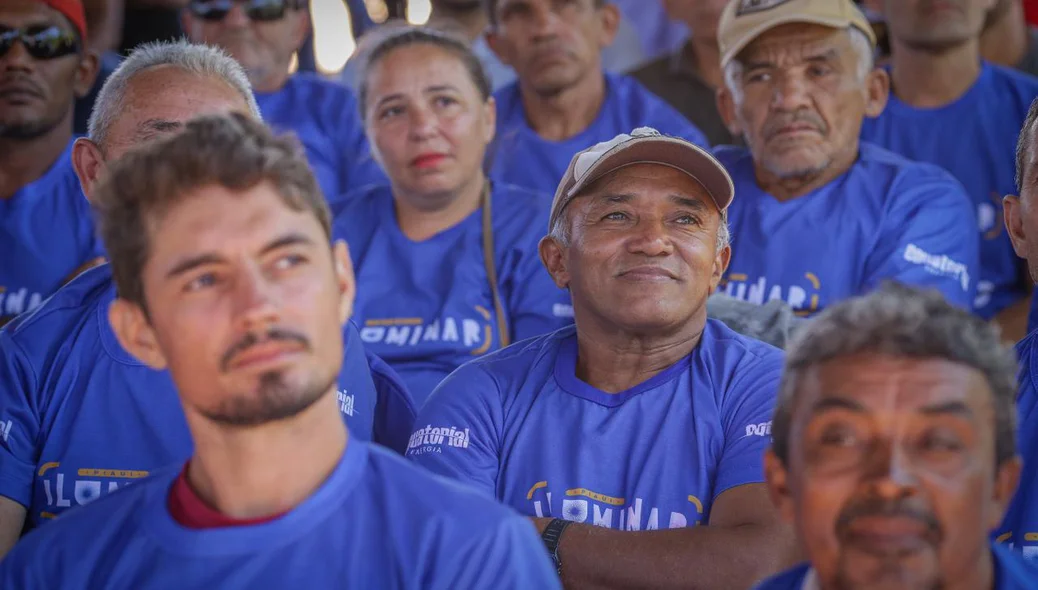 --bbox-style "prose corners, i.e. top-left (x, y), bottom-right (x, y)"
top-left (3, 0), bottom-right (1038, 588)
